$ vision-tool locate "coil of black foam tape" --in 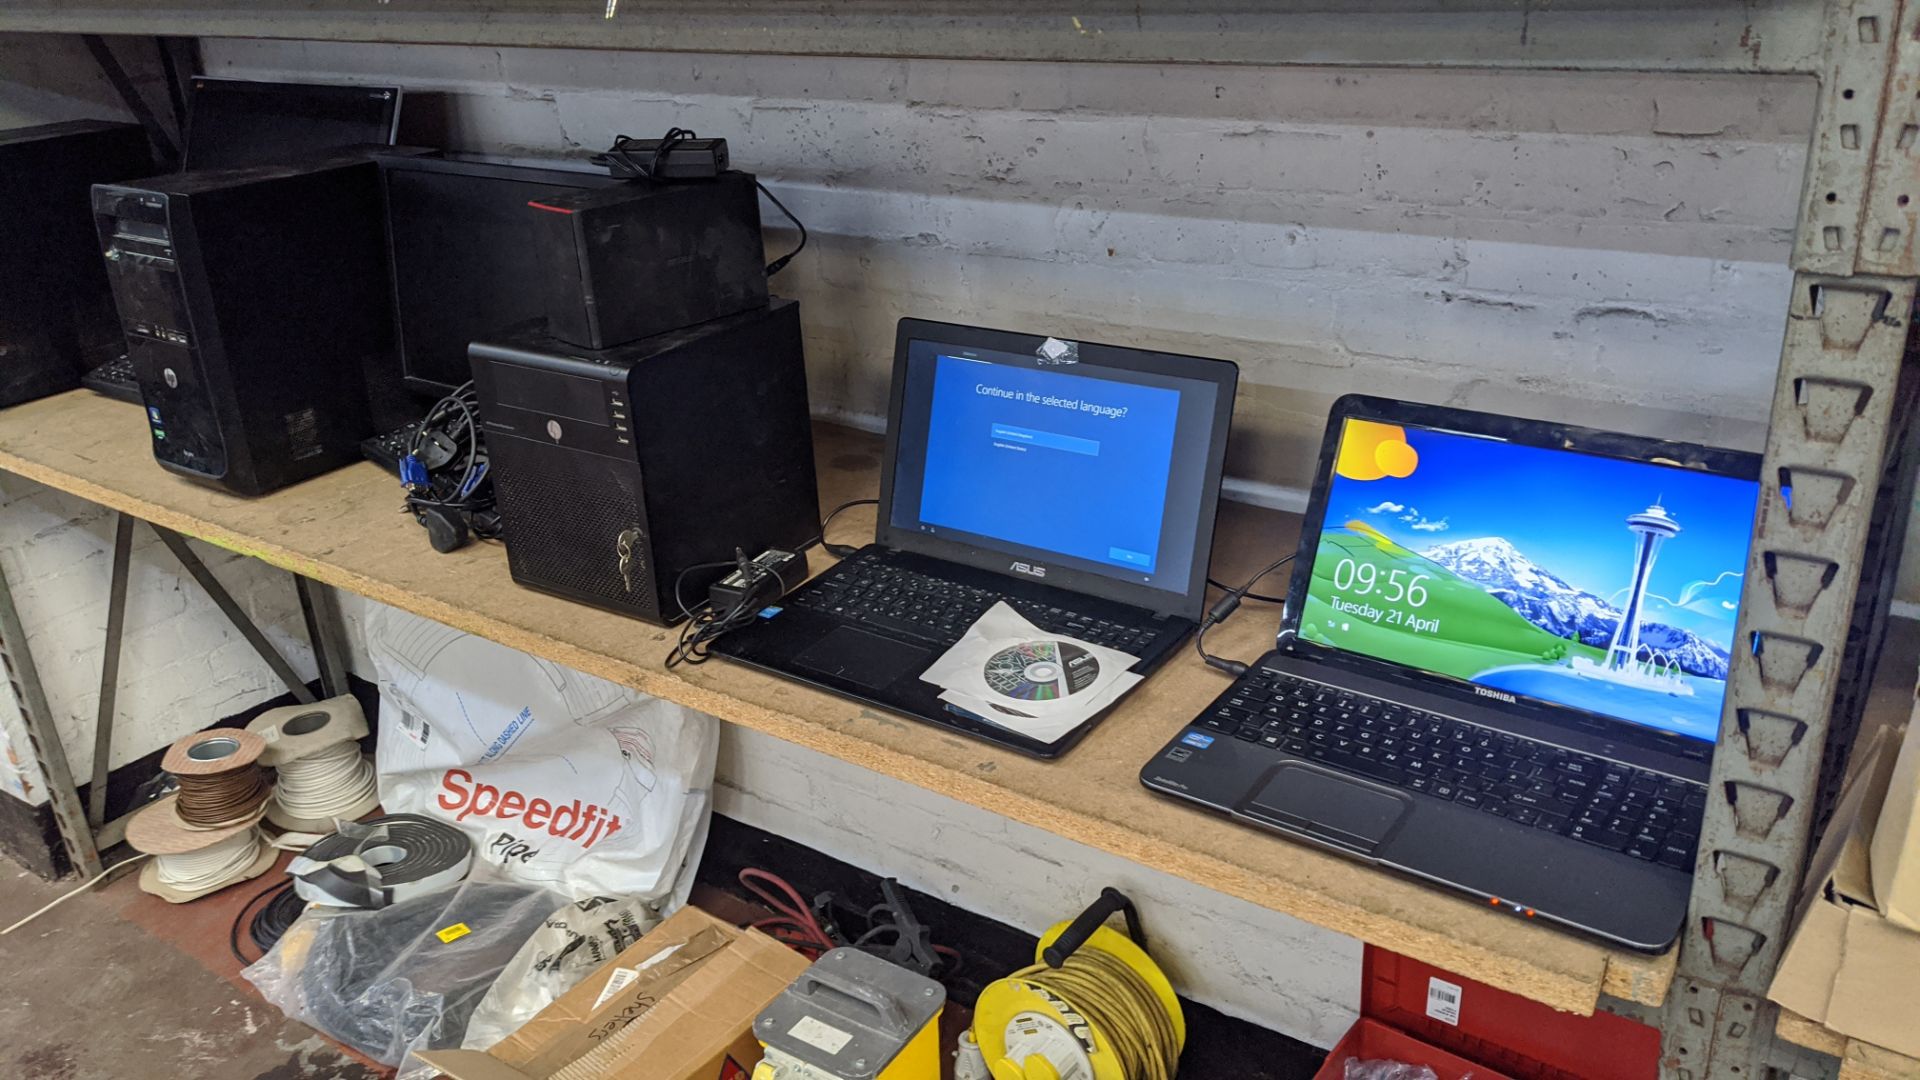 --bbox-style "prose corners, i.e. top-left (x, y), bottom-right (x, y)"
top-left (288, 813), bottom-right (474, 909)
